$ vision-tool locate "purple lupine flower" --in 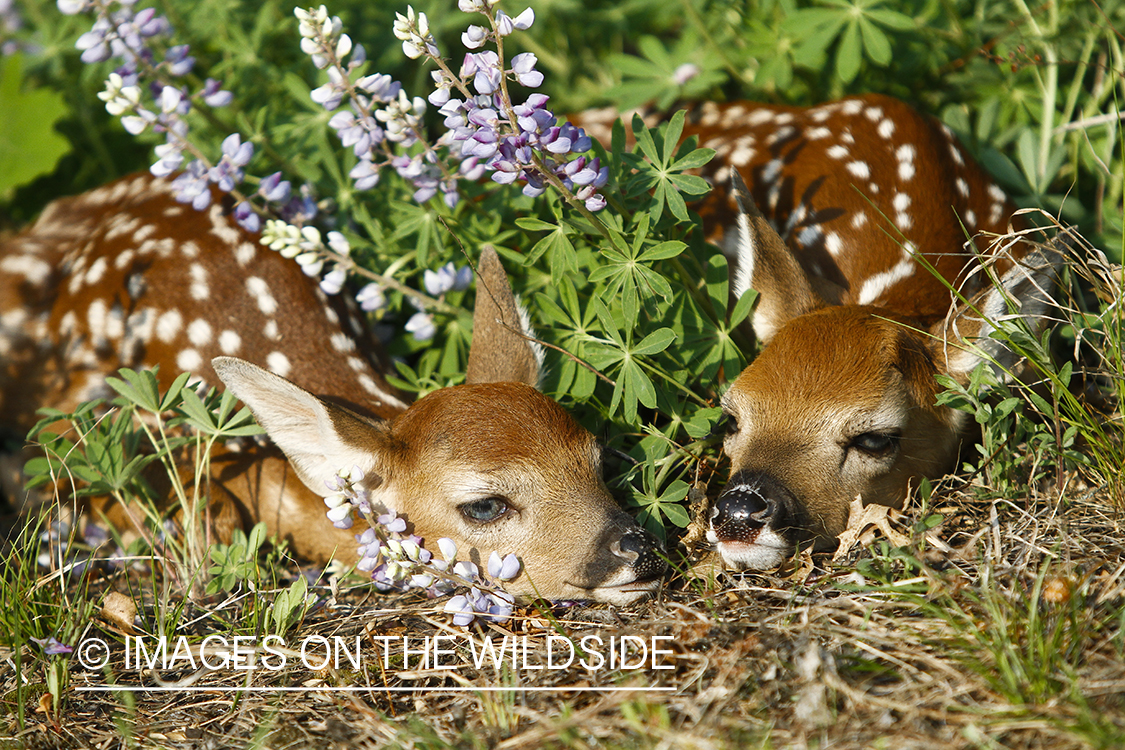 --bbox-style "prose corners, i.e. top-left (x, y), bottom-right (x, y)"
top-left (258, 172), bottom-right (292, 204)
top-left (31, 637), bottom-right (73, 656)
top-left (510, 53), bottom-right (543, 88)
top-left (405, 312), bottom-right (436, 341)
top-left (494, 8), bottom-right (534, 36)
top-left (487, 551), bottom-right (521, 580)
top-left (201, 78), bottom-right (233, 107)
top-left (207, 133), bottom-right (253, 193)
top-left (171, 160), bottom-right (211, 209)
